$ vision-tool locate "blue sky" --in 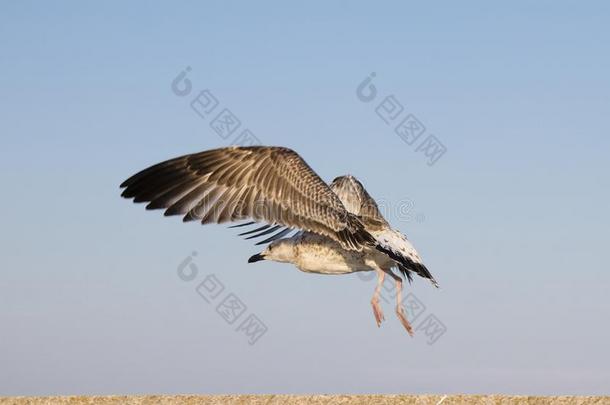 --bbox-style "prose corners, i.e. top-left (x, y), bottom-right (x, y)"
top-left (1, 1), bottom-right (609, 396)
